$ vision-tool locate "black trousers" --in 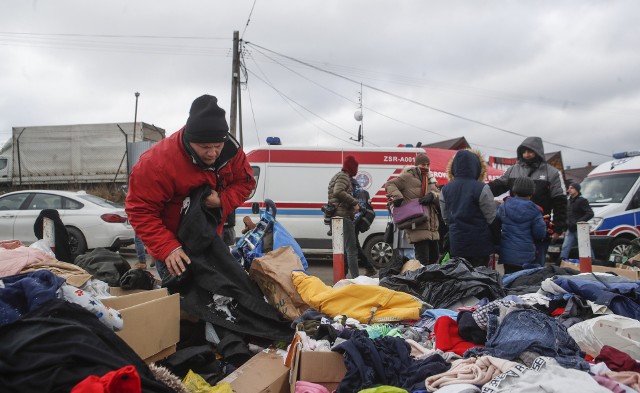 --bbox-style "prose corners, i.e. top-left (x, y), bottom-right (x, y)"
top-left (414, 239), bottom-right (440, 265)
